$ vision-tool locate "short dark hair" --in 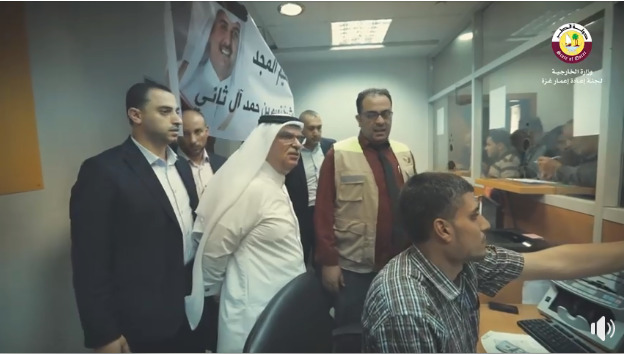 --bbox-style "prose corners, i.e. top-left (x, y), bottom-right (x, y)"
top-left (510, 129), bottom-right (531, 152)
top-left (126, 82), bottom-right (171, 112)
top-left (356, 88), bottom-right (392, 114)
top-left (299, 110), bottom-right (320, 119)
top-left (182, 107), bottom-right (203, 116)
top-left (488, 129), bottom-right (512, 148)
top-left (399, 172), bottom-right (474, 244)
